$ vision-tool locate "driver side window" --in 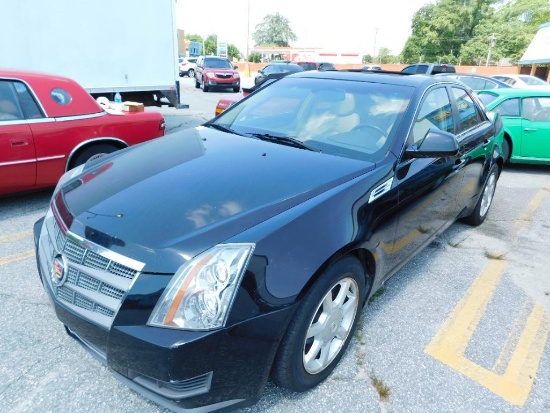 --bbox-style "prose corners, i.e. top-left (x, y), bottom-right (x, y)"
top-left (411, 87), bottom-right (453, 144)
